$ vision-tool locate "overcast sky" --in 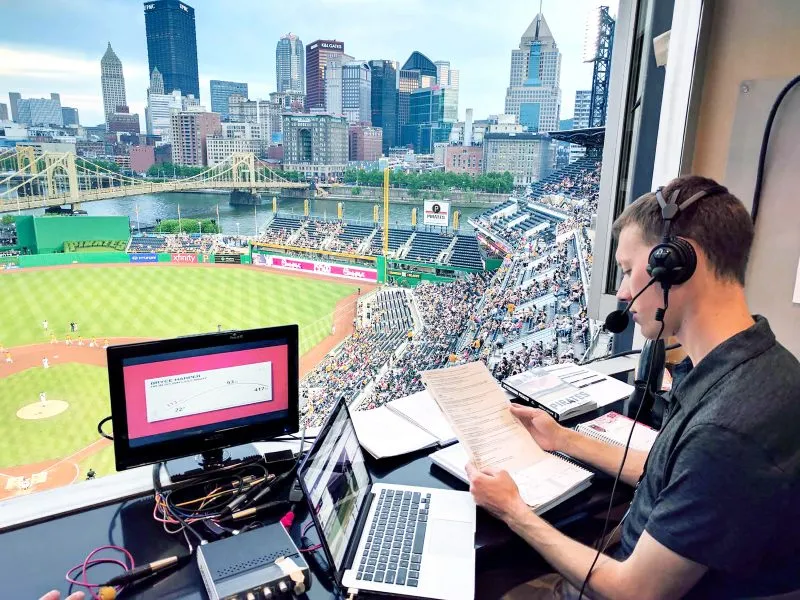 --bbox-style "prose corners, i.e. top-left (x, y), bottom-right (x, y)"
top-left (0, 0), bottom-right (618, 128)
